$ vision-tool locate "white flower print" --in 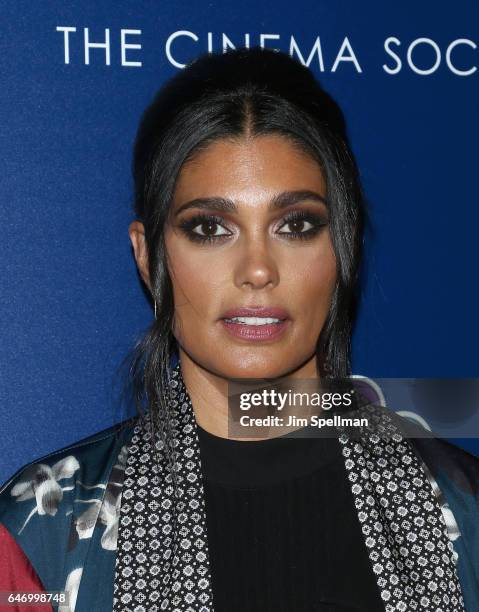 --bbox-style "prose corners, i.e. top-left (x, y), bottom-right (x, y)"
top-left (11, 456), bottom-right (80, 534)
top-left (73, 444), bottom-right (127, 550)
top-left (97, 485), bottom-right (122, 550)
top-left (58, 567), bottom-right (83, 612)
